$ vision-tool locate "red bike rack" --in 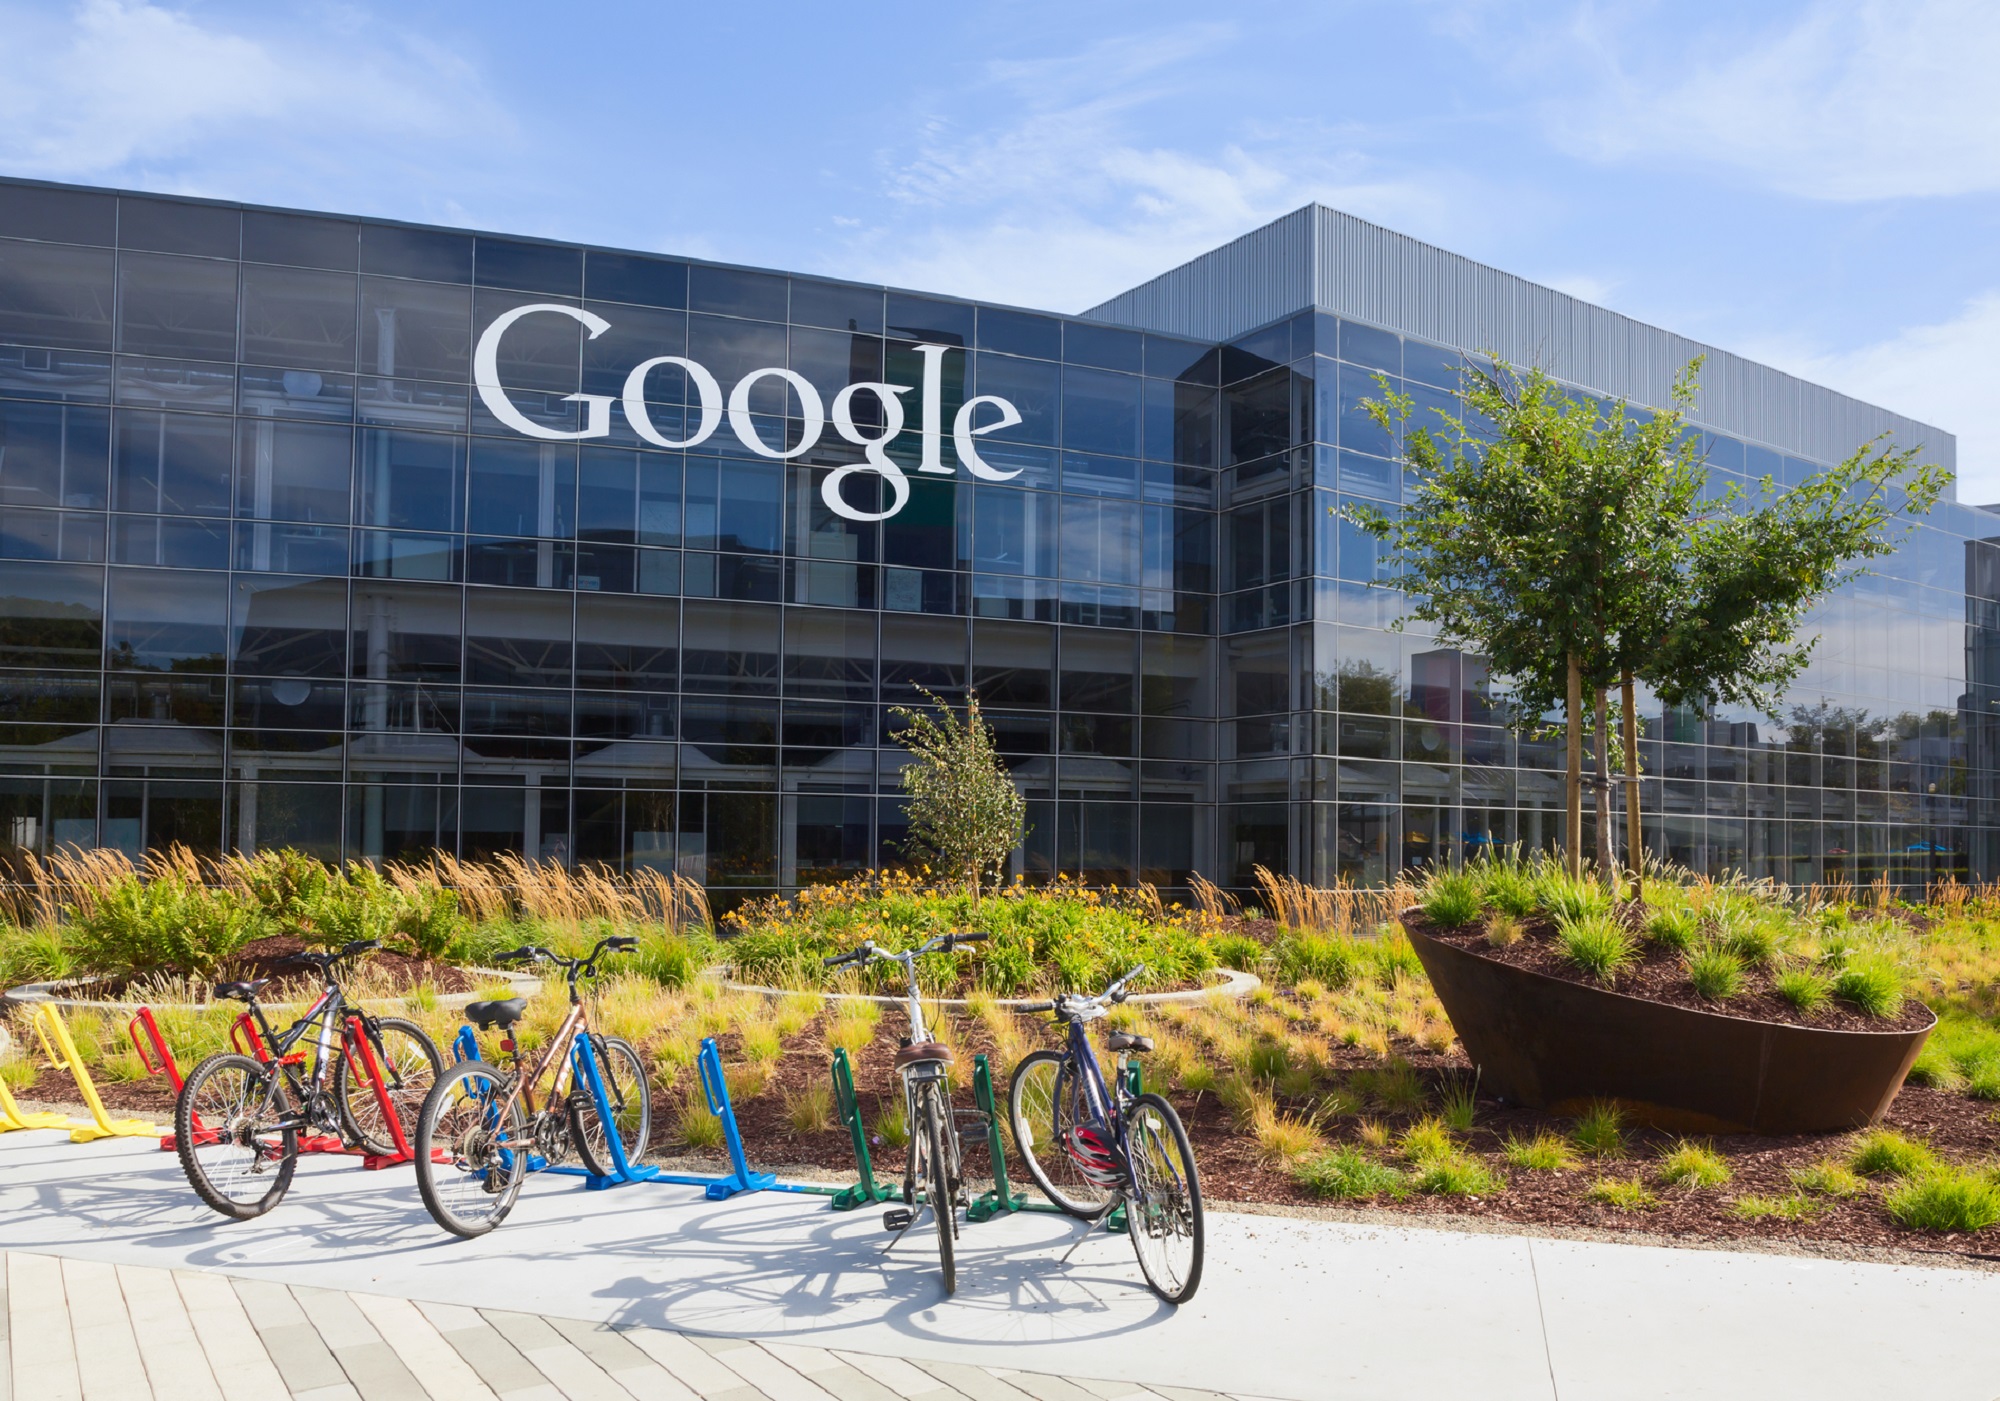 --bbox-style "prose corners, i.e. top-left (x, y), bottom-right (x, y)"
top-left (132, 1005), bottom-right (348, 1156)
top-left (344, 1015), bottom-right (443, 1170)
